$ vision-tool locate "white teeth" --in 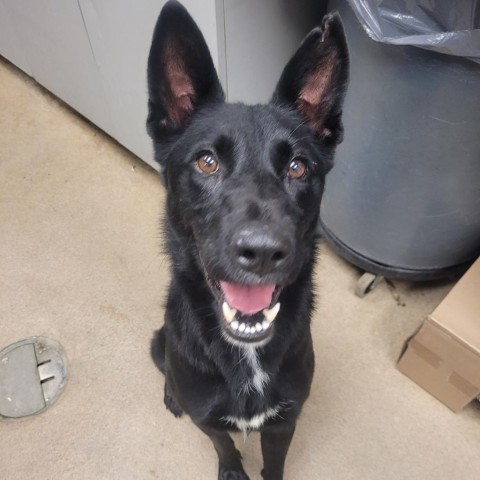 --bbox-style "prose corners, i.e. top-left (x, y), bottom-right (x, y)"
top-left (222, 302), bottom-right (237, 323)
top-left (232, 320), bottom-right (273, 335)
top-left (263, 303), bottom-right (280, 323)
top-left (226, 304), bottom-right (280, 336)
